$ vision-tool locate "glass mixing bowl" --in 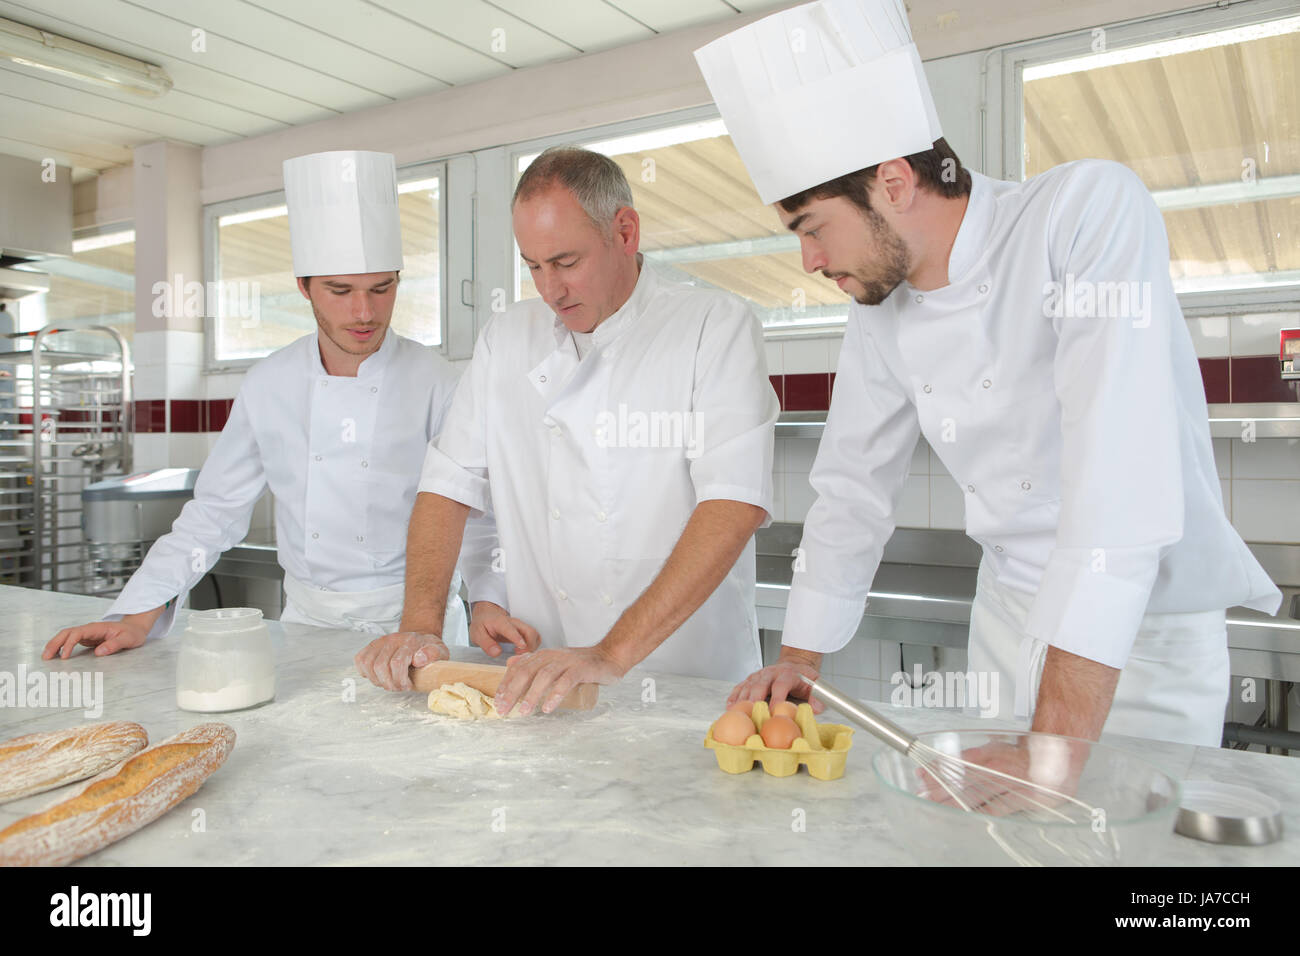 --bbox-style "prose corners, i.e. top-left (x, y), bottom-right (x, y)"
top-left (871, 730), bottom-right (1181, 866)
